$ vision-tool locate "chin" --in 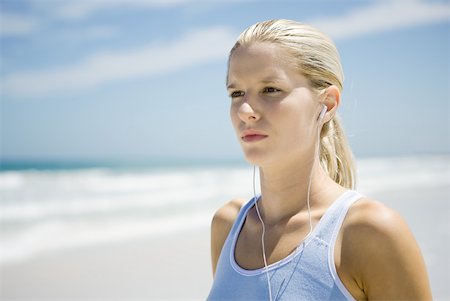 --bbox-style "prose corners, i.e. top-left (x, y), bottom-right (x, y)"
top-left (242, 150), bottom-right (272, 166)
top-left (242, 147), bottom-right (307, 168)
